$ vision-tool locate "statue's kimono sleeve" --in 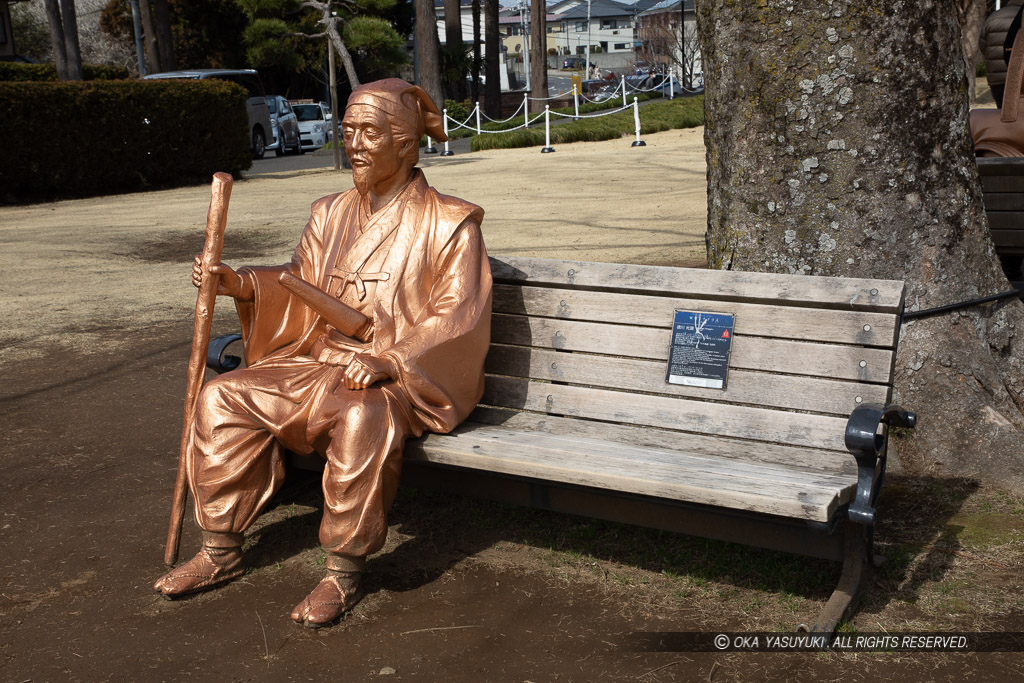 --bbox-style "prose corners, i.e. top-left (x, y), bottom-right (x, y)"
top-left (379, 216), bottom-right (492, 434)
top-left (233, 195), bottom-right (336, 365)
